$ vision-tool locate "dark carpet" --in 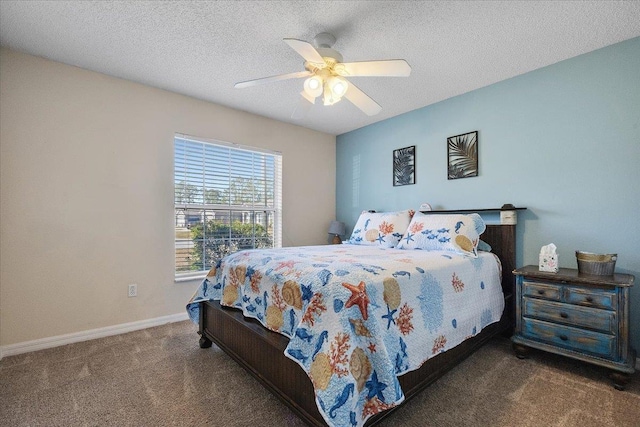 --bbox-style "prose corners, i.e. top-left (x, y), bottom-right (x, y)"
top-left (1, 321), bottom-right (638, 426)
